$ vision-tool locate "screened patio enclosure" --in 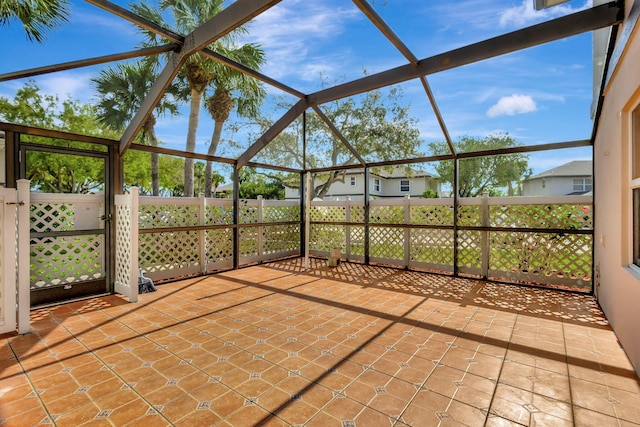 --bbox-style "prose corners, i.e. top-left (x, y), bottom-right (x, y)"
top-left (0, 1), bottom-right (624, 326)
